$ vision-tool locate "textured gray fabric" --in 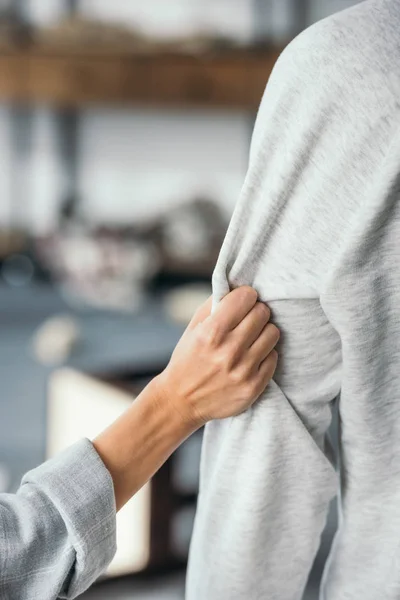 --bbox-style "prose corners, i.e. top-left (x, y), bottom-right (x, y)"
top-left (0, 439), bottom-right (116, 599)
top-left (187, 1), bottom-right (400, 599)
